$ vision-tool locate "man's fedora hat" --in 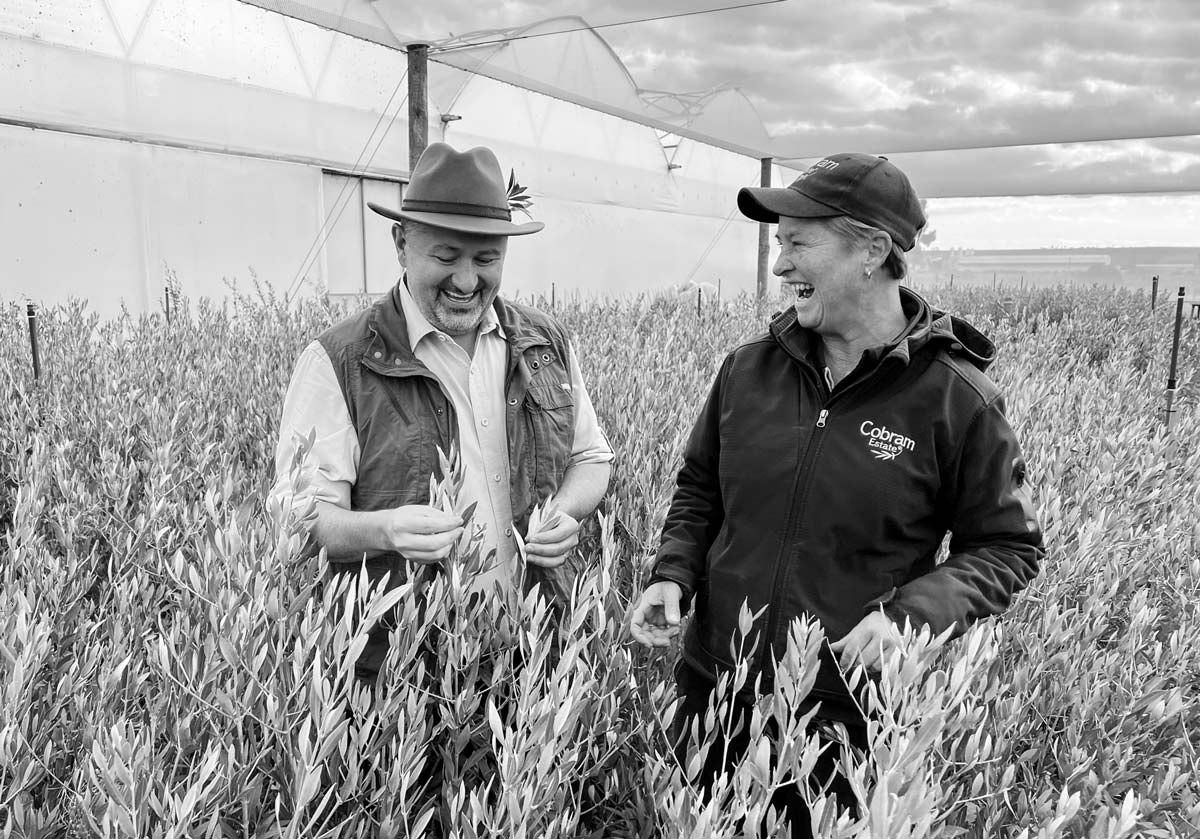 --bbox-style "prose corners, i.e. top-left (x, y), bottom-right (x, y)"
top-left (368, 143), bottom-right (543, 236)
top-left (737, 153), bottom-right (925, 251)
